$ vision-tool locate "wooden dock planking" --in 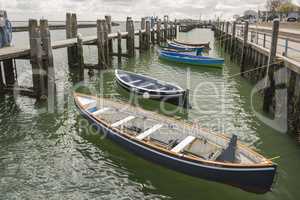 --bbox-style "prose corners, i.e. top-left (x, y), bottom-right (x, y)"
top-left (0, 29), bottom-right (155, 61)
top-left (12, 22), bottom-right (120, 32)
top-left (0, 46), bottom-right (30, 60)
